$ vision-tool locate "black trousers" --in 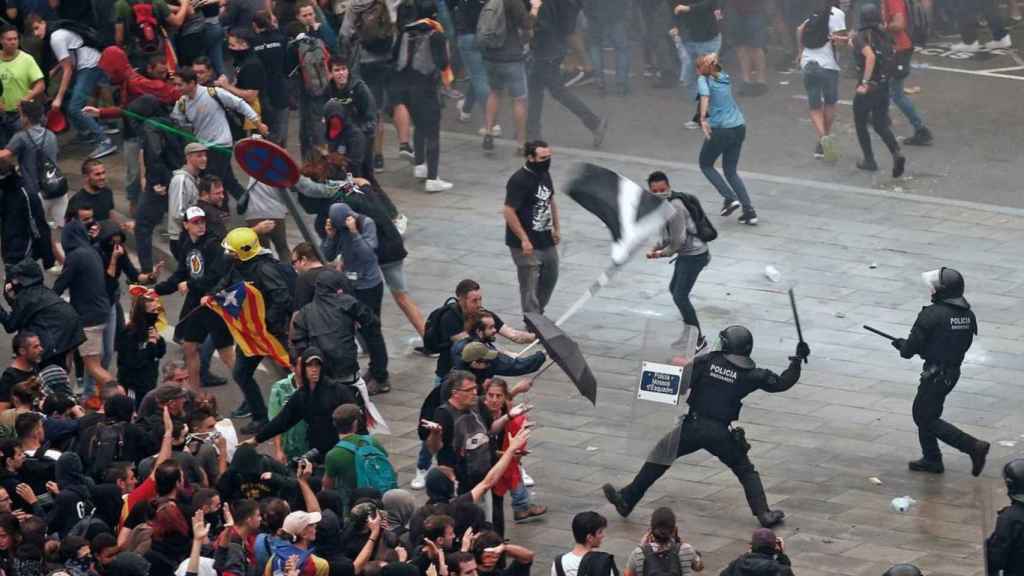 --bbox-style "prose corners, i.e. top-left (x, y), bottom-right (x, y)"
top-left (913, 364), bottom-right (979, 461)
top-left (408, 89), bottom-right (442, 180)
top-left (640, 0), bottom-right (677, 76)
top-left (353, 281), bottom-right (389, 382)
top-left (206, 148), bottom-right (246, 201)
top-left (853, 84), bottom-right (900, 162)
top-left (526, 57), bottom-right (601, 141)
top-left (621, 416), bottom-right (769, 517)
